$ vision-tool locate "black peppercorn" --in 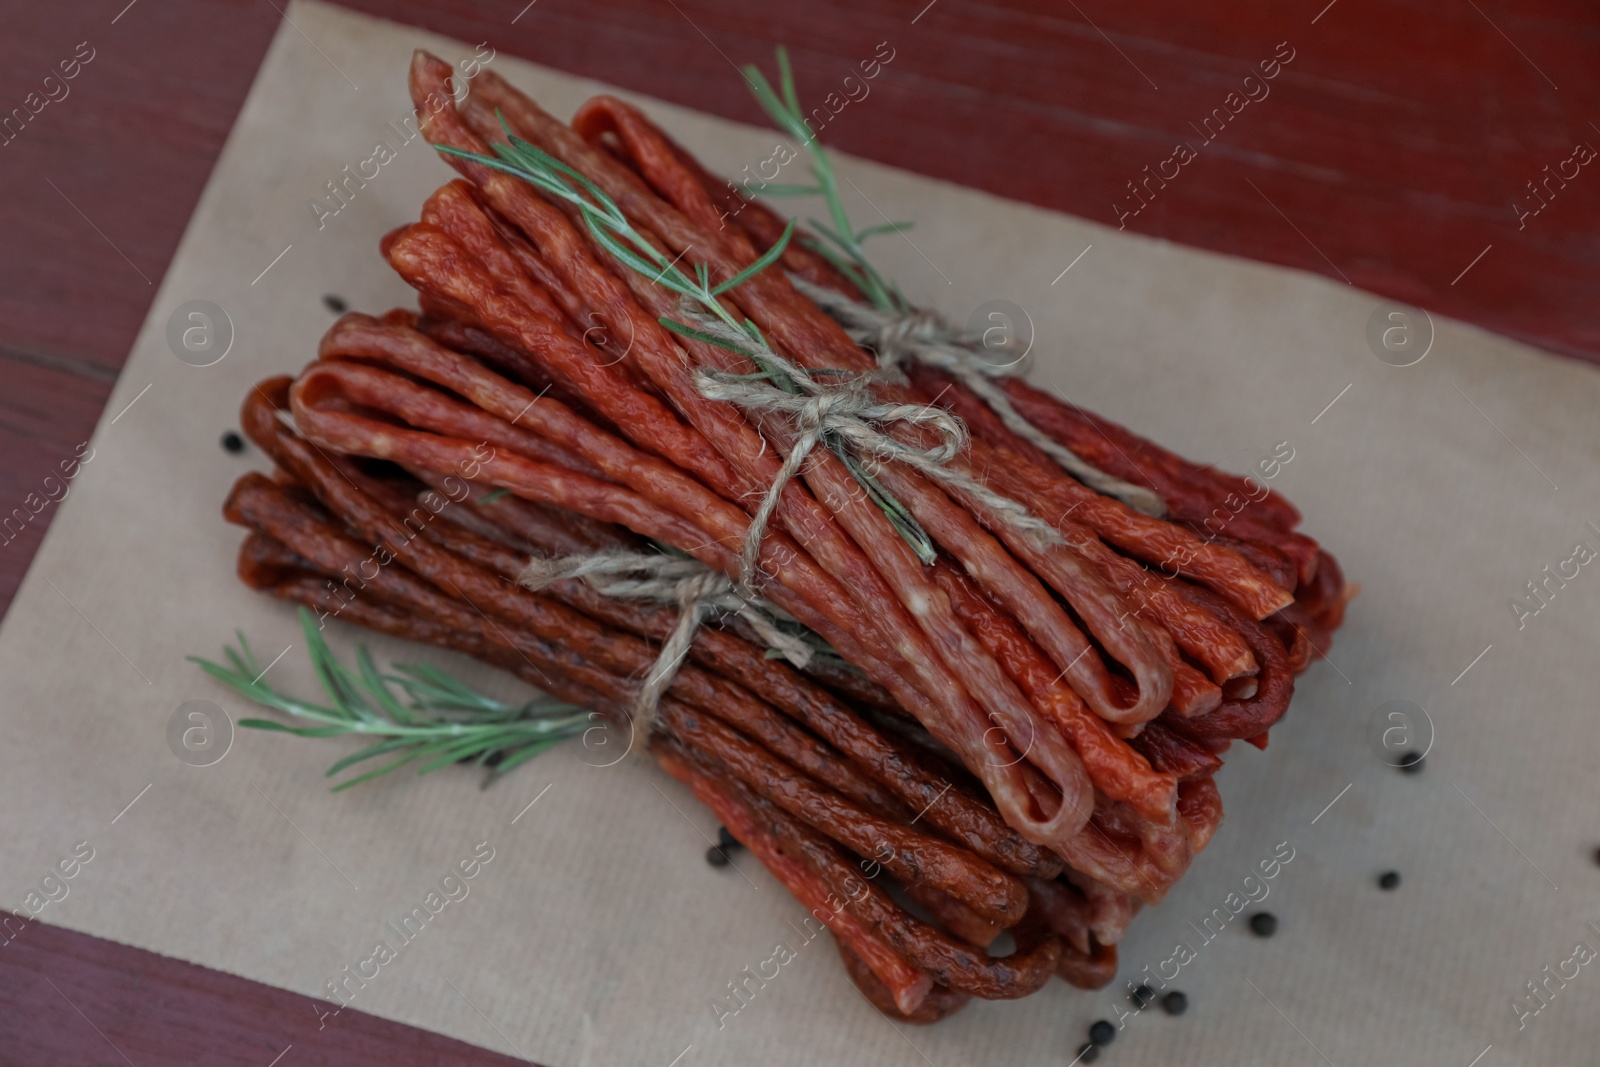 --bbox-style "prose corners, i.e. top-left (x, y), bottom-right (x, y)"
top-left (1378, 870), bottom-right (1400, 890)
top-left (323, 294), bottom-right (349, 314)
top-left (1076, 1041), bottom-right (1100, 1063)
top-left (221, 430), bottom-right (245, 454)
top-left (1088, 1019), bottom-right (1115, 1045)
top-left (1129, 983), bottom-right (1155, 1008)
top-left (717, 826), bottom-right (740, 850)
top-left (705, 845), bottom-right (730, 867)
top-left (1161, 990), bottom-right (1188, 1015)
top-left (1398, 751), bottom-right (1424, 774)
top-left (1249, 912), bottom-right (1278, 937)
